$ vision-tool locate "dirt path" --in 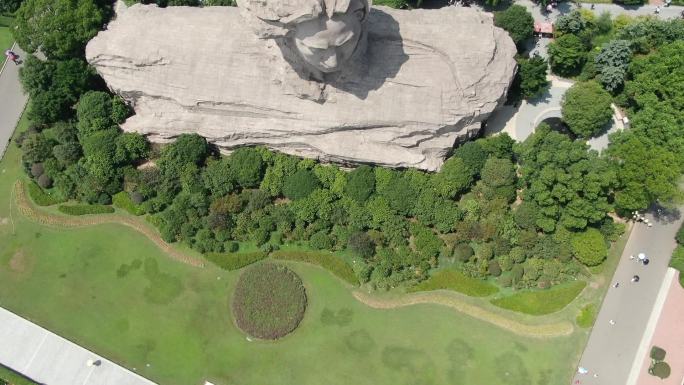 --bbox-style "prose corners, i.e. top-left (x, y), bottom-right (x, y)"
top-left (352, 290), bottom-right (575, 338)
top-left (13, 181), bottom-right (205, 268)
